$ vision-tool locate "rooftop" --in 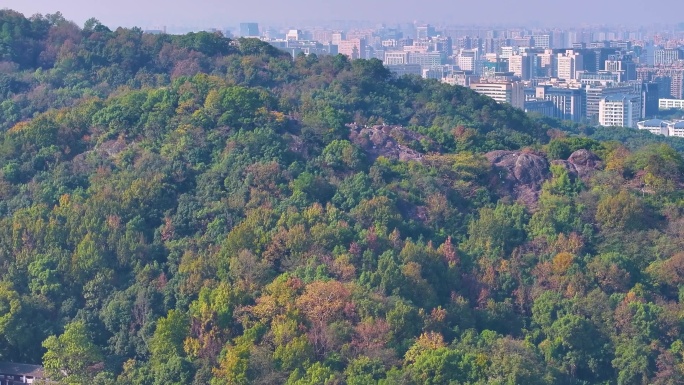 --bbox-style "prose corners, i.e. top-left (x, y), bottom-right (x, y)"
top-left (640, 119), bottom-right (667, 127)
top-left (603, 94), bottom-right (639, 102)
top-left (0, 362), bottom-right (45, 378)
